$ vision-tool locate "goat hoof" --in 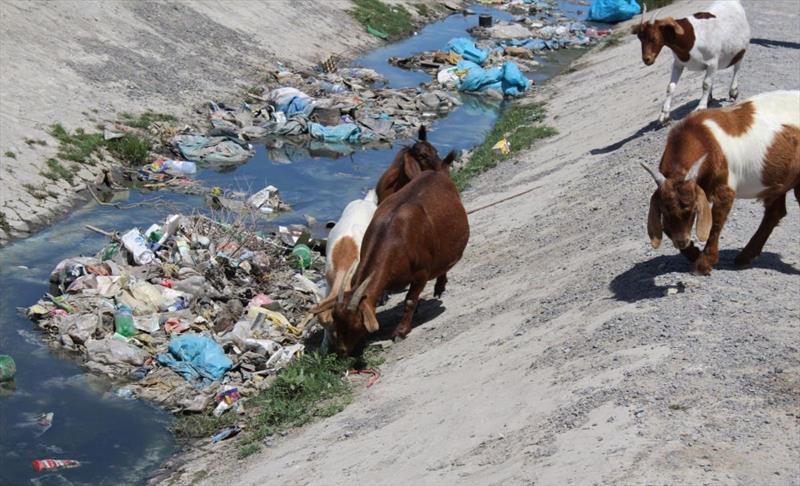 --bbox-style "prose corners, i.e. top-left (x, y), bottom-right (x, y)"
top-left (729, 89), bottom-right (739, 100)
top-left (734, 252), bottom-right (754, 267)
top-left (658, 113), bottom-right (670, 125)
